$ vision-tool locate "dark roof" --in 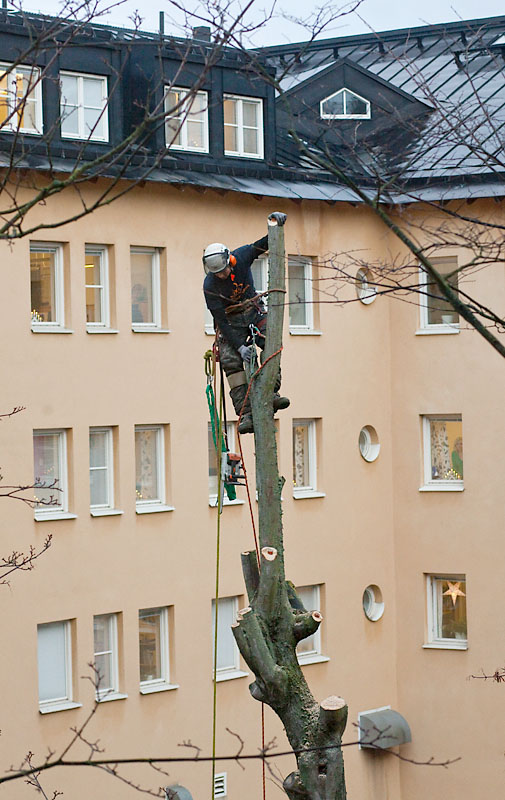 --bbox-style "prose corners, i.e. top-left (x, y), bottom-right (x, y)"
top-left (261, 15), bottom-right (505, 192)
